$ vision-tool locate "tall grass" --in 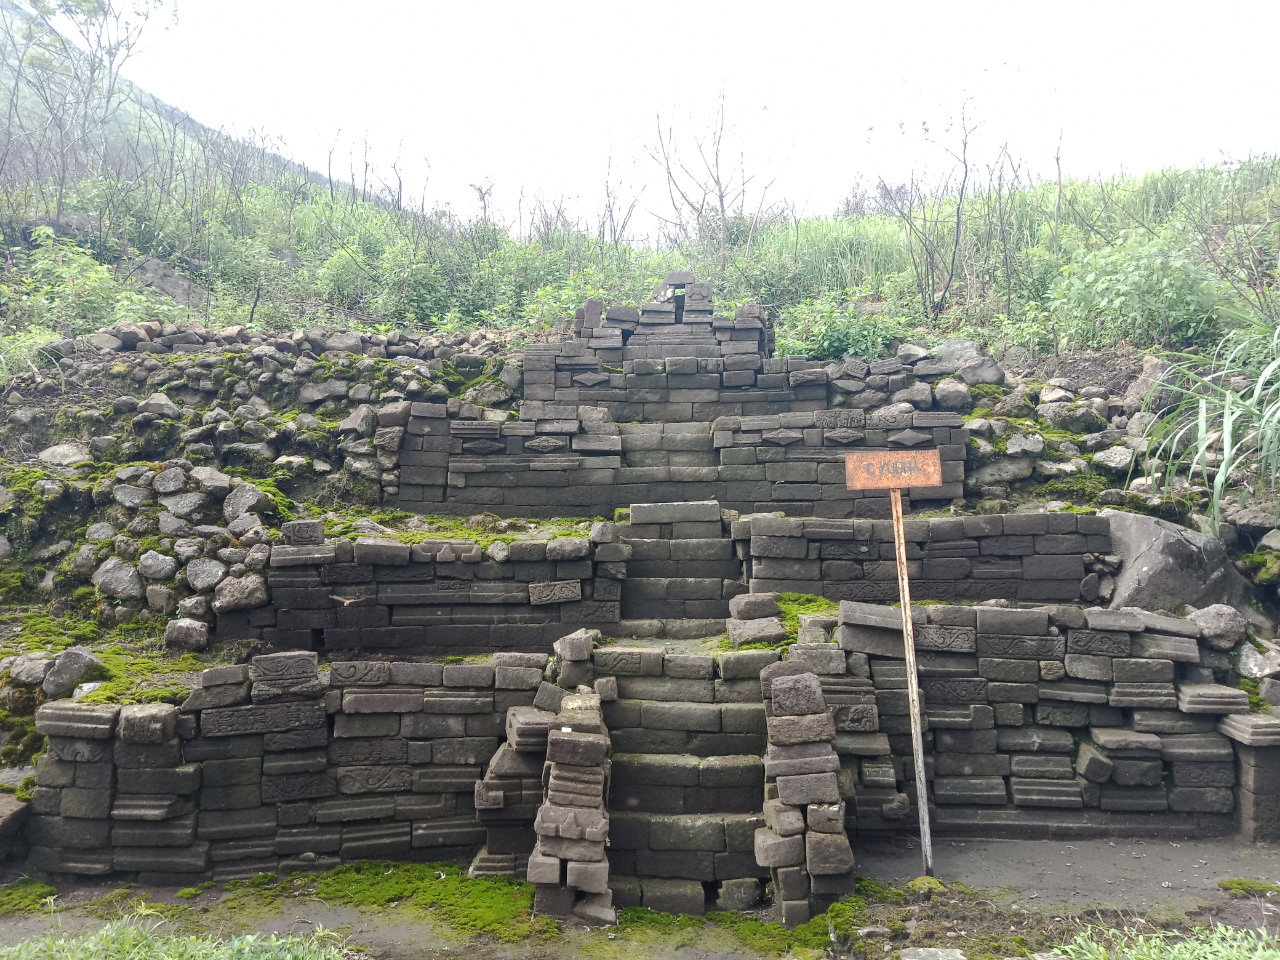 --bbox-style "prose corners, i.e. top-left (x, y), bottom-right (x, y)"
top-left (1050, 923), bottom-right (1280, 959)
top-left (0, 919), bottom-right (346, 960)
top-left (1146, 327), bottom-right (1280, 528)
